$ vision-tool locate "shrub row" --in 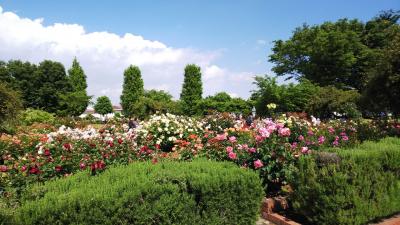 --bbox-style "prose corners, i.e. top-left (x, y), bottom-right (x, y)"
top-left (289, 137), bottom-right (400, 225)
top-left (9, 160), bottom-right (263, 225)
